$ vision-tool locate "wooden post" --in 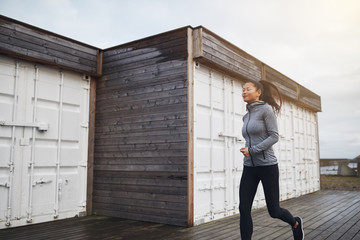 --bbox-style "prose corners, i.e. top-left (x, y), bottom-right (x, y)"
top-left (192, 28), bottom-right (203, 58)
top-left (187, 27), bottom-right (195, 227)
top-left (261, 63), bottom-right (266, 80)
top-left (86, 77), bottom-right (96, 215)
top-left (96, 50), bottom-right (103, 76)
